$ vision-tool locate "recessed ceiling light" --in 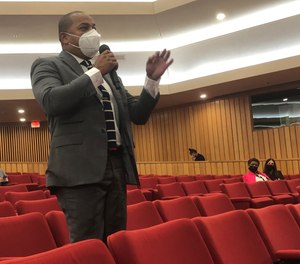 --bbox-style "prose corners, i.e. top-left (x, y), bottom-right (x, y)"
top-left (18, 109), bottom-right (25, 114)
top-left (216, 13), bottom-right (226, 21)
top-left (19, 118), bottom-right (26, 122)
top-left (283, 98), bottom-right (288, 102)
top-left (200, 94), bottom-right (207, 99)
